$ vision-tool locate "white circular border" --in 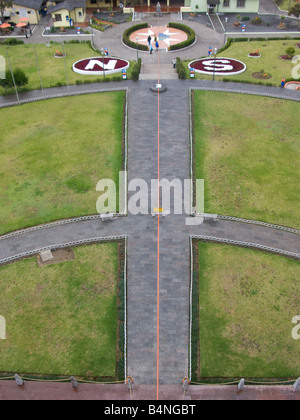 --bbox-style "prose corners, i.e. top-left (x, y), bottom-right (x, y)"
top-left (72, 57), bottom-right (130, 76)
top-left (188, 57), bottom-right (247, 76)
